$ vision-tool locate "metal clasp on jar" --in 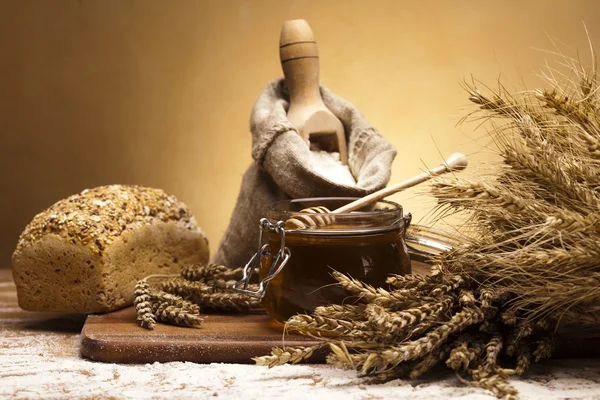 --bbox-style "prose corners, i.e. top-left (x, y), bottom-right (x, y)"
top-left (232, 218), bottom-right (291, 298)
